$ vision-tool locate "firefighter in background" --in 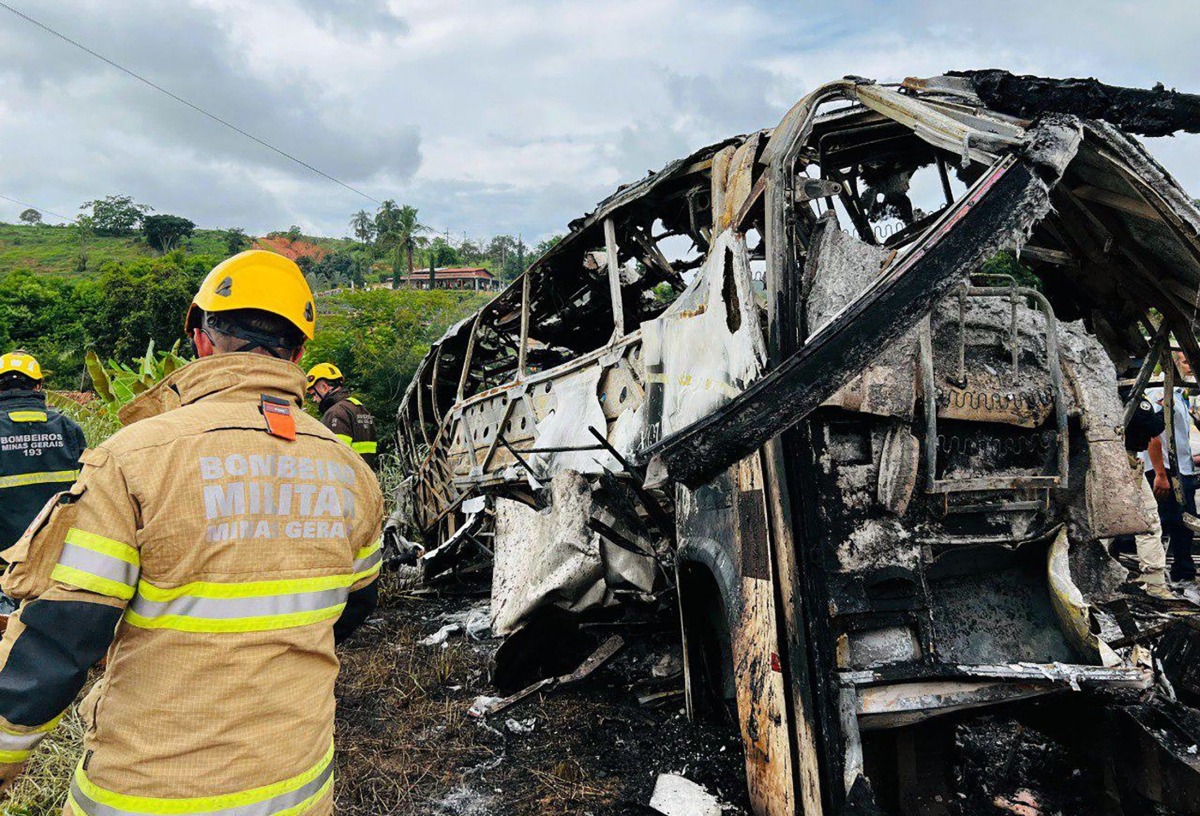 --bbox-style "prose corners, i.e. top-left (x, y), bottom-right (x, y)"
top-left (1124, 395), bottom-right (1173, 599)
top-left (0, 250), bottom-right (383, 813)
top-left (305, 362), bottom-right (378, 468)
top-left (0, 351), bottom-right (86, 613)
top-left (1143, 351), bottom-right (1200, 589)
